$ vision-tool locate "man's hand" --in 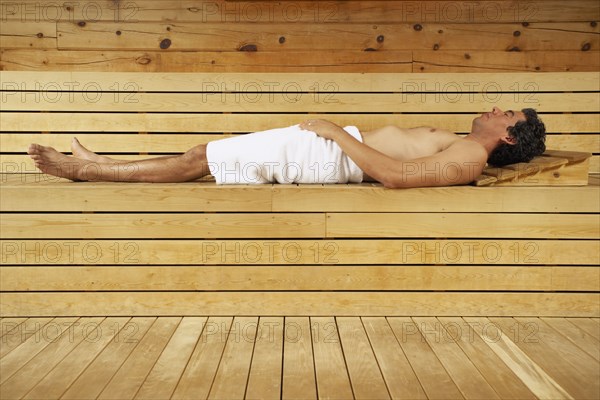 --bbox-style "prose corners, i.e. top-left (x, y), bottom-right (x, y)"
top-left (299, 119), bottom-right (344, 140)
